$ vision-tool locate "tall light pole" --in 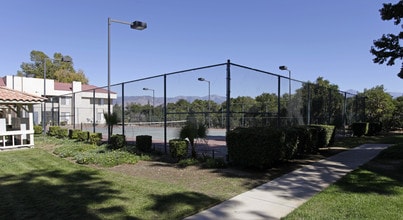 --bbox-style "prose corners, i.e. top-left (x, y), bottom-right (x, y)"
top-left (42, 56), bottom-right (71, 133)
top-left (143, 88), bottom-right (155, 123)
top-left (198, 77), bottom-right (211, 127)
top-left (279, 66), bottom-right (291, 99)
top-left (108, 17), bottom-right (147, 142)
